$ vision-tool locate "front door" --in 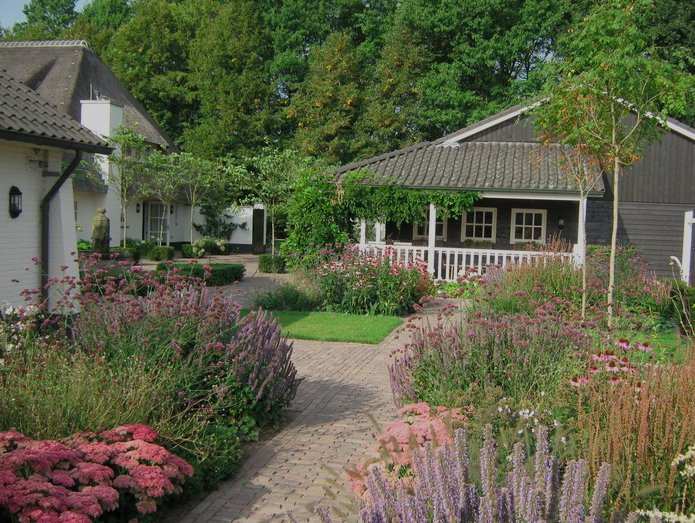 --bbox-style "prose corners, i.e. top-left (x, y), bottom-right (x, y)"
top-left (145, 202), bottom-right (167, 244)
